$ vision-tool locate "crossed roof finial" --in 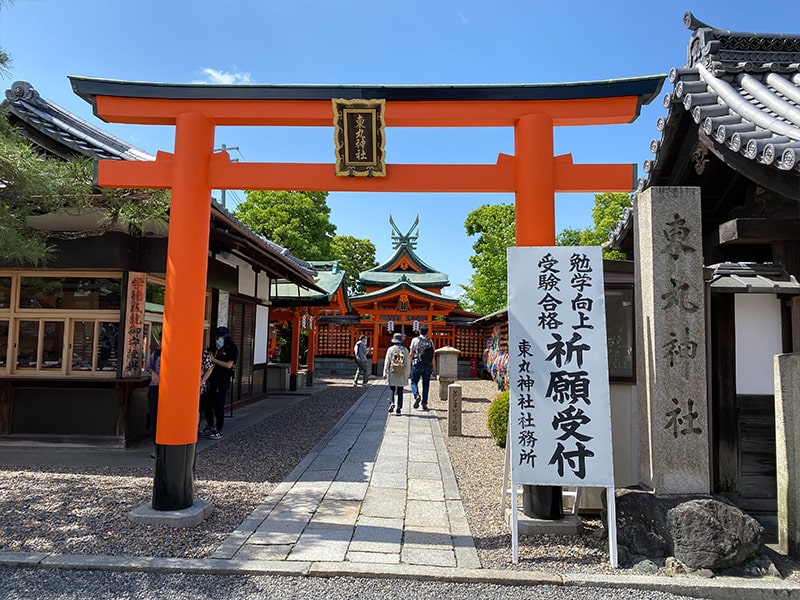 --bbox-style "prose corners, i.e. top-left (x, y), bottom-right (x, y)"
top-left (389, 214), bottom-right (419, 250)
